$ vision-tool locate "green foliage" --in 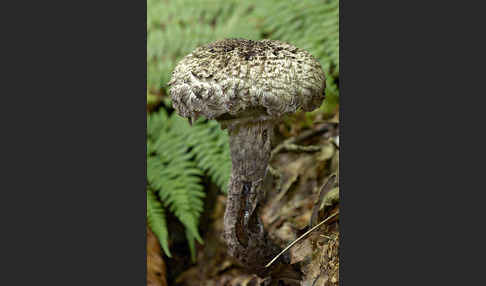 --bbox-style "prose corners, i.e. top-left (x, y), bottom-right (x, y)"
top-left (187, 119), bottom-right (232, 193)
top-left (147, 92), bottom-right (160, 107)
top-left (147, 189), bottom-right (171, 256)
top-left (147, 109), bottom-right (231, 260)
top-left (321, 77), bottom-right (339, 115)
